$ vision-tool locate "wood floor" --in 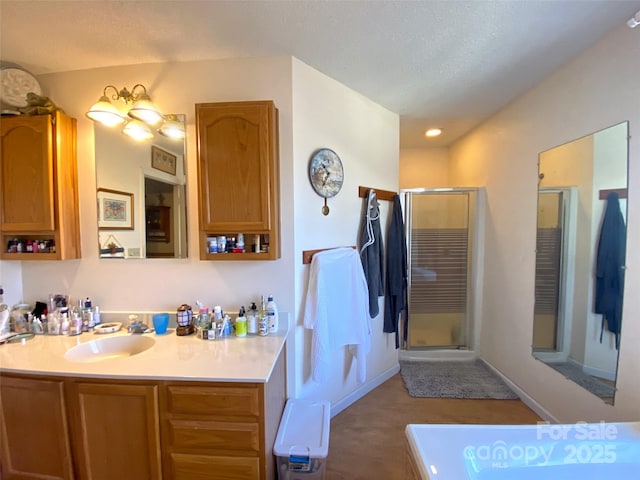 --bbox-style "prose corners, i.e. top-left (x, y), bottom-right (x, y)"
top-left (325, 373), bottom-right (541, 479)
